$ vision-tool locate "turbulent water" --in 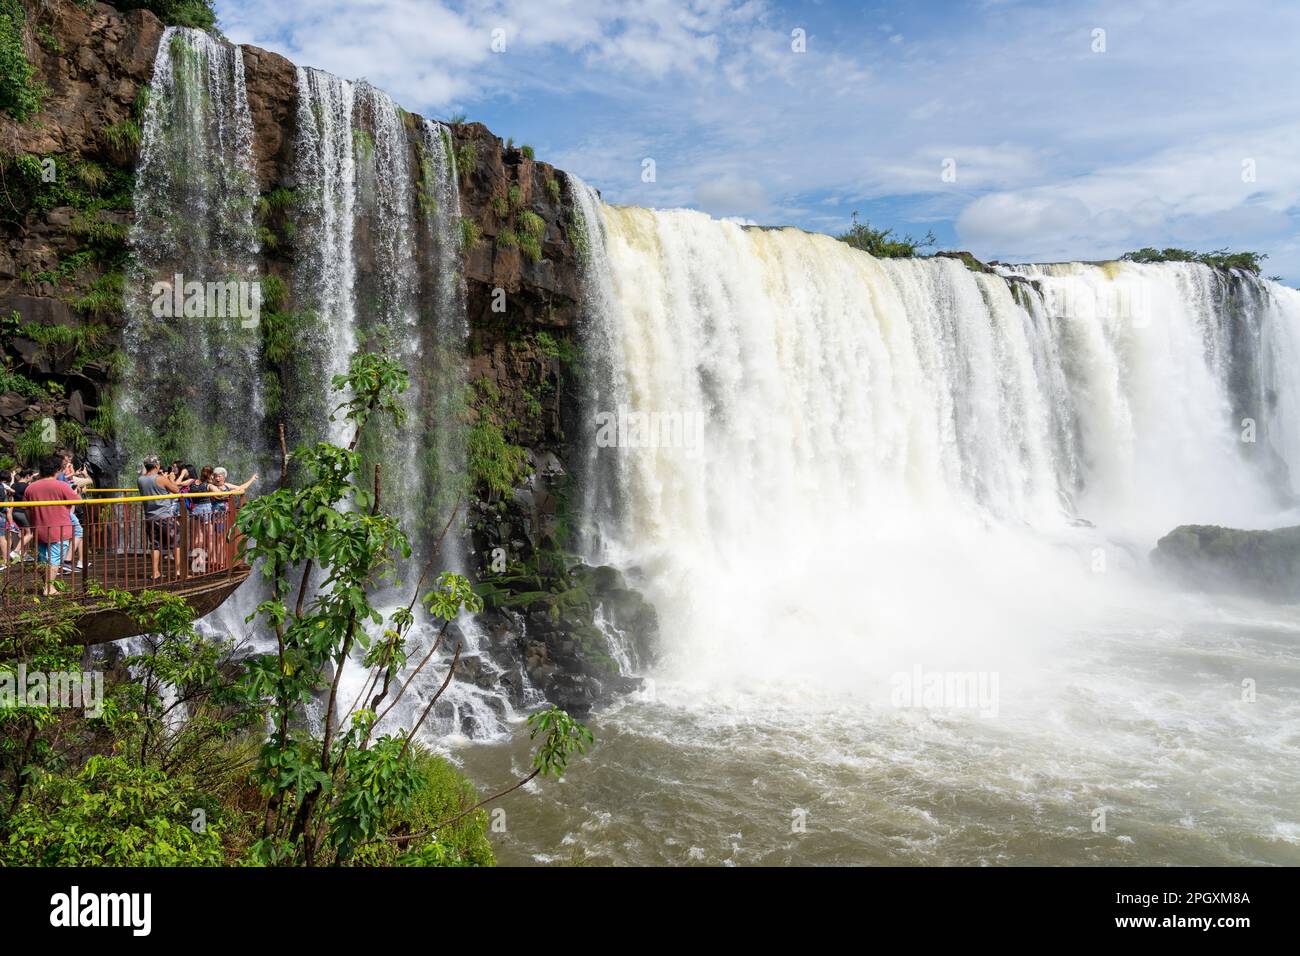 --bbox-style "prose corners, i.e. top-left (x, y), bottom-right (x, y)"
top-left (457, 202), bottom-right (1300, 866)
